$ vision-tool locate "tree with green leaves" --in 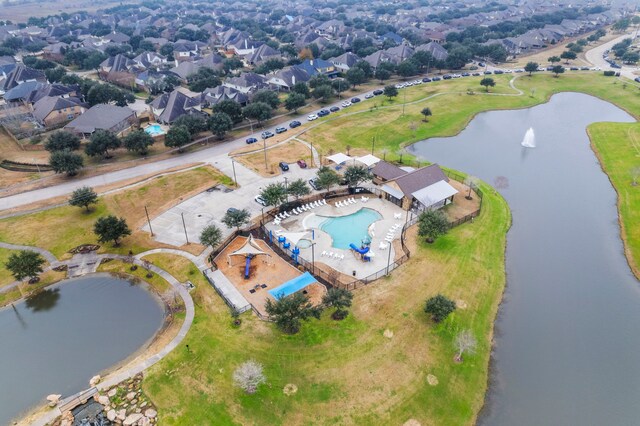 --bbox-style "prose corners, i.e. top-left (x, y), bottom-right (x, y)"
top-left (480, 77), bottom-right (495, 92)
top-left (265, 292), bottom-right (323, 333)
top-left (69, 186), bottom-right (98, 211)
top-left (252, 90), bottom-right (280, 109)
top-left (260, 183), bottom-right (288, 206)
top-left (286, 178), bottom-right (310, 199)
top-left (292, 82), bottom-right (310, 98)
top-left (243, 102), bottom-right (273, 126)
top-left (222, 208), bottom-right (250, 230)
top-left (164, 125), bottom-right (191, 152)
top-left (548, 56), bottom-right (561, 64)
top-left (5, 250), bottom-right (46, 282)
top-left (93, 215), bottom-right (131, 246)
top-left (49, 150), bottom-right (84, 176)
top-left (84, 130), bottom-right (121, 158)
top-left (284, 92), bottom-right (306, 113)
top-left (560, 50), bottom-right (576, 63)
top-left (44, 130), bottom-right (81, 152)
top-left (384, 85), bottom-right (398, 100)
top-left (315, 166), bottom-right (341, 192)
top-left (343, 164), bottom-right (371, 187)
top-left (346, 67), bottom-right (366, 88)
top-left (418, 209), bottom-right (449, 243)
top-left (524, 61), bottom-right (539, 76)
top-left (421, 107), bottom-right (432, 122)
top-left (208, 112), bottom-right (233, 139)
top-left (375, 68), bottom-right (391, 82)
top-left (552, 65), bottom-right (565, 77)
top-left (424, 294), bottom-right (456, 323)
top-left (122, 129), bottom-right (154, 155)
top-left (397, 60), bottom-right (418, 77)
top-left (213, 99), bottom-right (244, 123)
top-left (322, 287), bottom-right (353, 320)
top-left (312, 84), bottom-right (334, 102)
top-left (172, 114), bottom-right (207, 135)
top-left (199, 224), bottom-right (223, 249)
